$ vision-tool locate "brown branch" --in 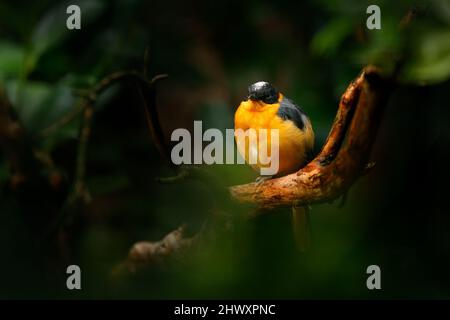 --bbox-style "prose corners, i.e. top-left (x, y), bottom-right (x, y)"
top-left (112, 226), bottom-right (197, 276)
top-left (0, 86), bottom-right (41, 188)
top-left (316, 74), bottom-right (362, 165)
top-left (229, 66), bottom-right (393, 212)
top-left (66, 71), bottom-right (150, 205)
top-left (70, 100), bottom-right (94, 204)
top-left (39, 72), bottom-right (146, 139)
top-left (136, 74), bottom-right (170, 163)
top-left (400, 4), bottom-right (429, 30)
top-left (39, 102), bottom-right (84, 138)
top-left (51, 68), bottom-right (171, 234)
